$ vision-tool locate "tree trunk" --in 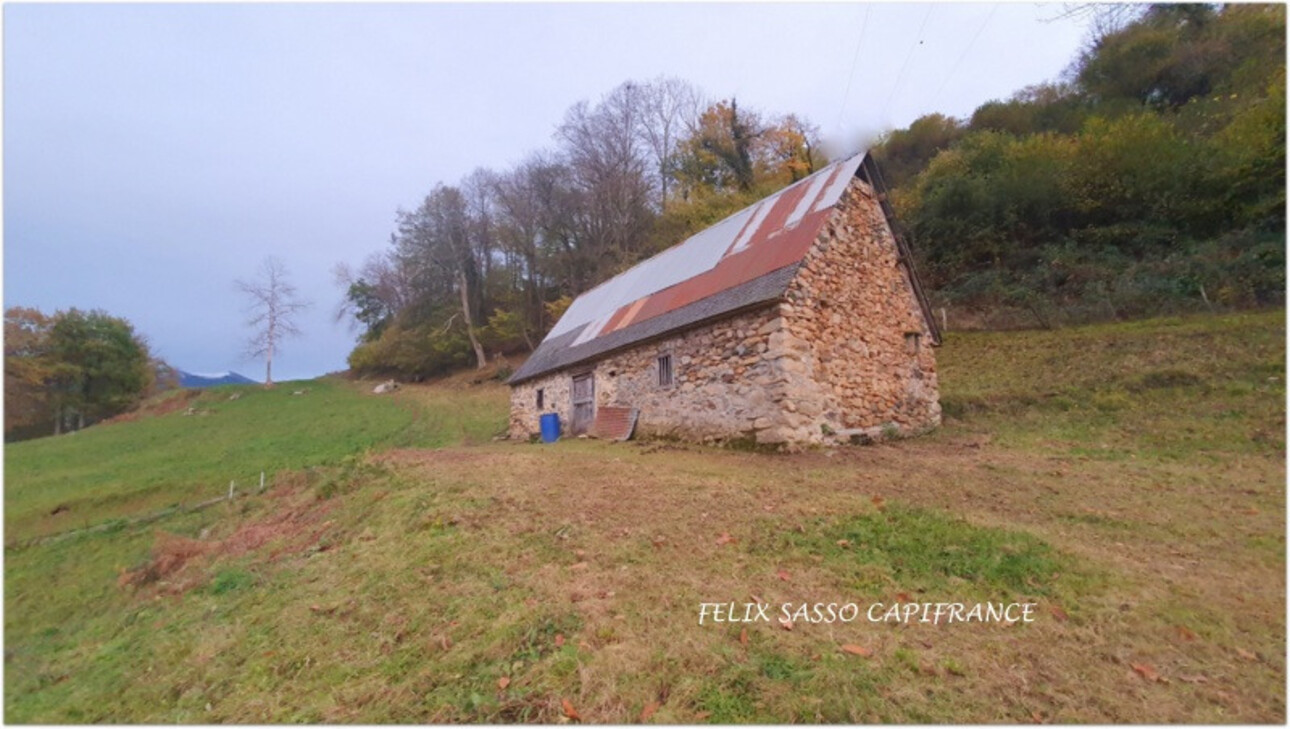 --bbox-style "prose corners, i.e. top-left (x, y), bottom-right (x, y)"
top-left (458, 270), bottom-right (487, 369)
top-left (265, 321), bottom-right (275, 388)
